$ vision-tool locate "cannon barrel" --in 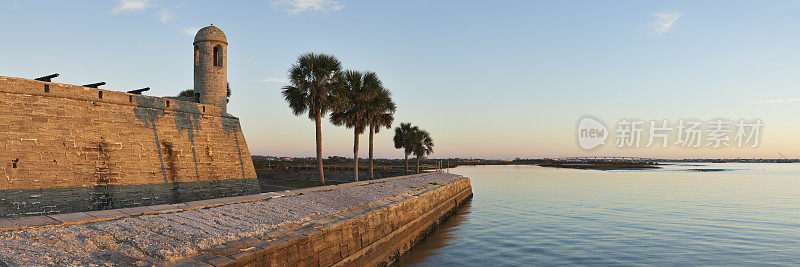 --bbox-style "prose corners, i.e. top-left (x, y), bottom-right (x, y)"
top-left (34, 73), bottom-right (59, 82)
top-left (82, 82), bottom-right (106, 88)
top-left (127, 87), bottom-right (150, 95)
